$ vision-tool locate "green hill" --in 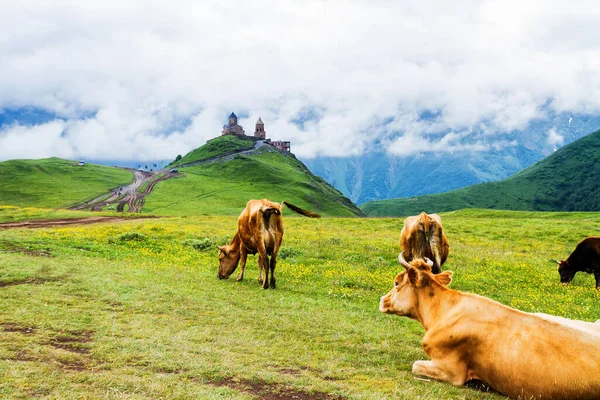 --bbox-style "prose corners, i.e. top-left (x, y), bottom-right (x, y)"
top-left (361, 128), bottom-right (600, 217)
top-left (170, 135), bottom-right (255, 167)
top-left (144, 136), bottom-right (364, 217)
top-left (0, 158), bottom-right (133, 209)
